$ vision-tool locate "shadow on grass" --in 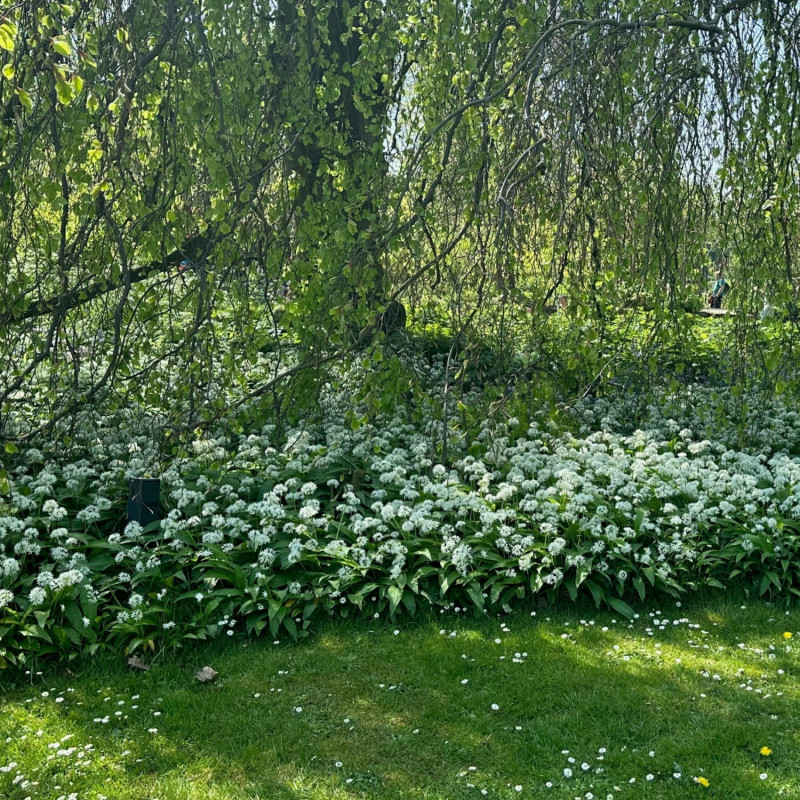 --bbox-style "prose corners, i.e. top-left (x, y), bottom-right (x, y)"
top-left (2, 596), bottom-right (798, 799)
